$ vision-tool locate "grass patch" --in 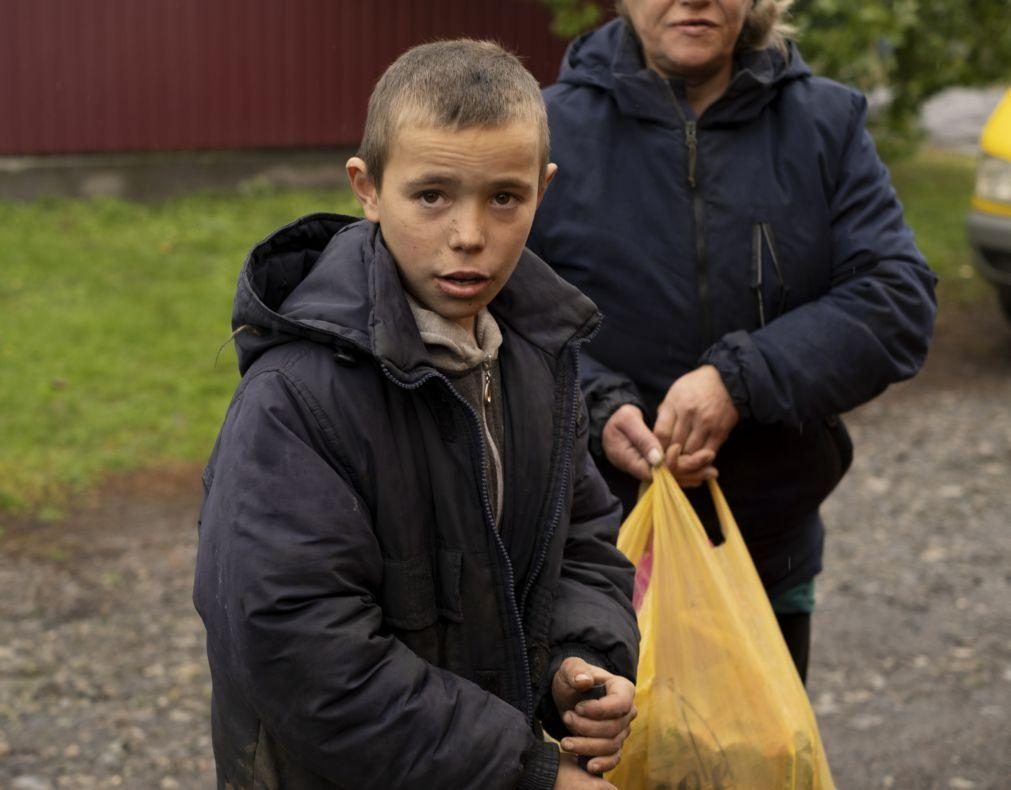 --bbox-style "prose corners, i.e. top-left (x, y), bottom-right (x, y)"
top-left (0, 147), bottom-right (984, 516)
top-left (887, 147), bottom-right (982, 303)
top-left (0, 188), bottom-right (360, 515)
